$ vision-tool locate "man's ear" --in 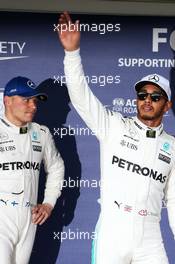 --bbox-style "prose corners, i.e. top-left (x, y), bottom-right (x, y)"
top-left (4, 96), bottom-right (11, 106)
top-left (164, 100), bottom-right (172, 113)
